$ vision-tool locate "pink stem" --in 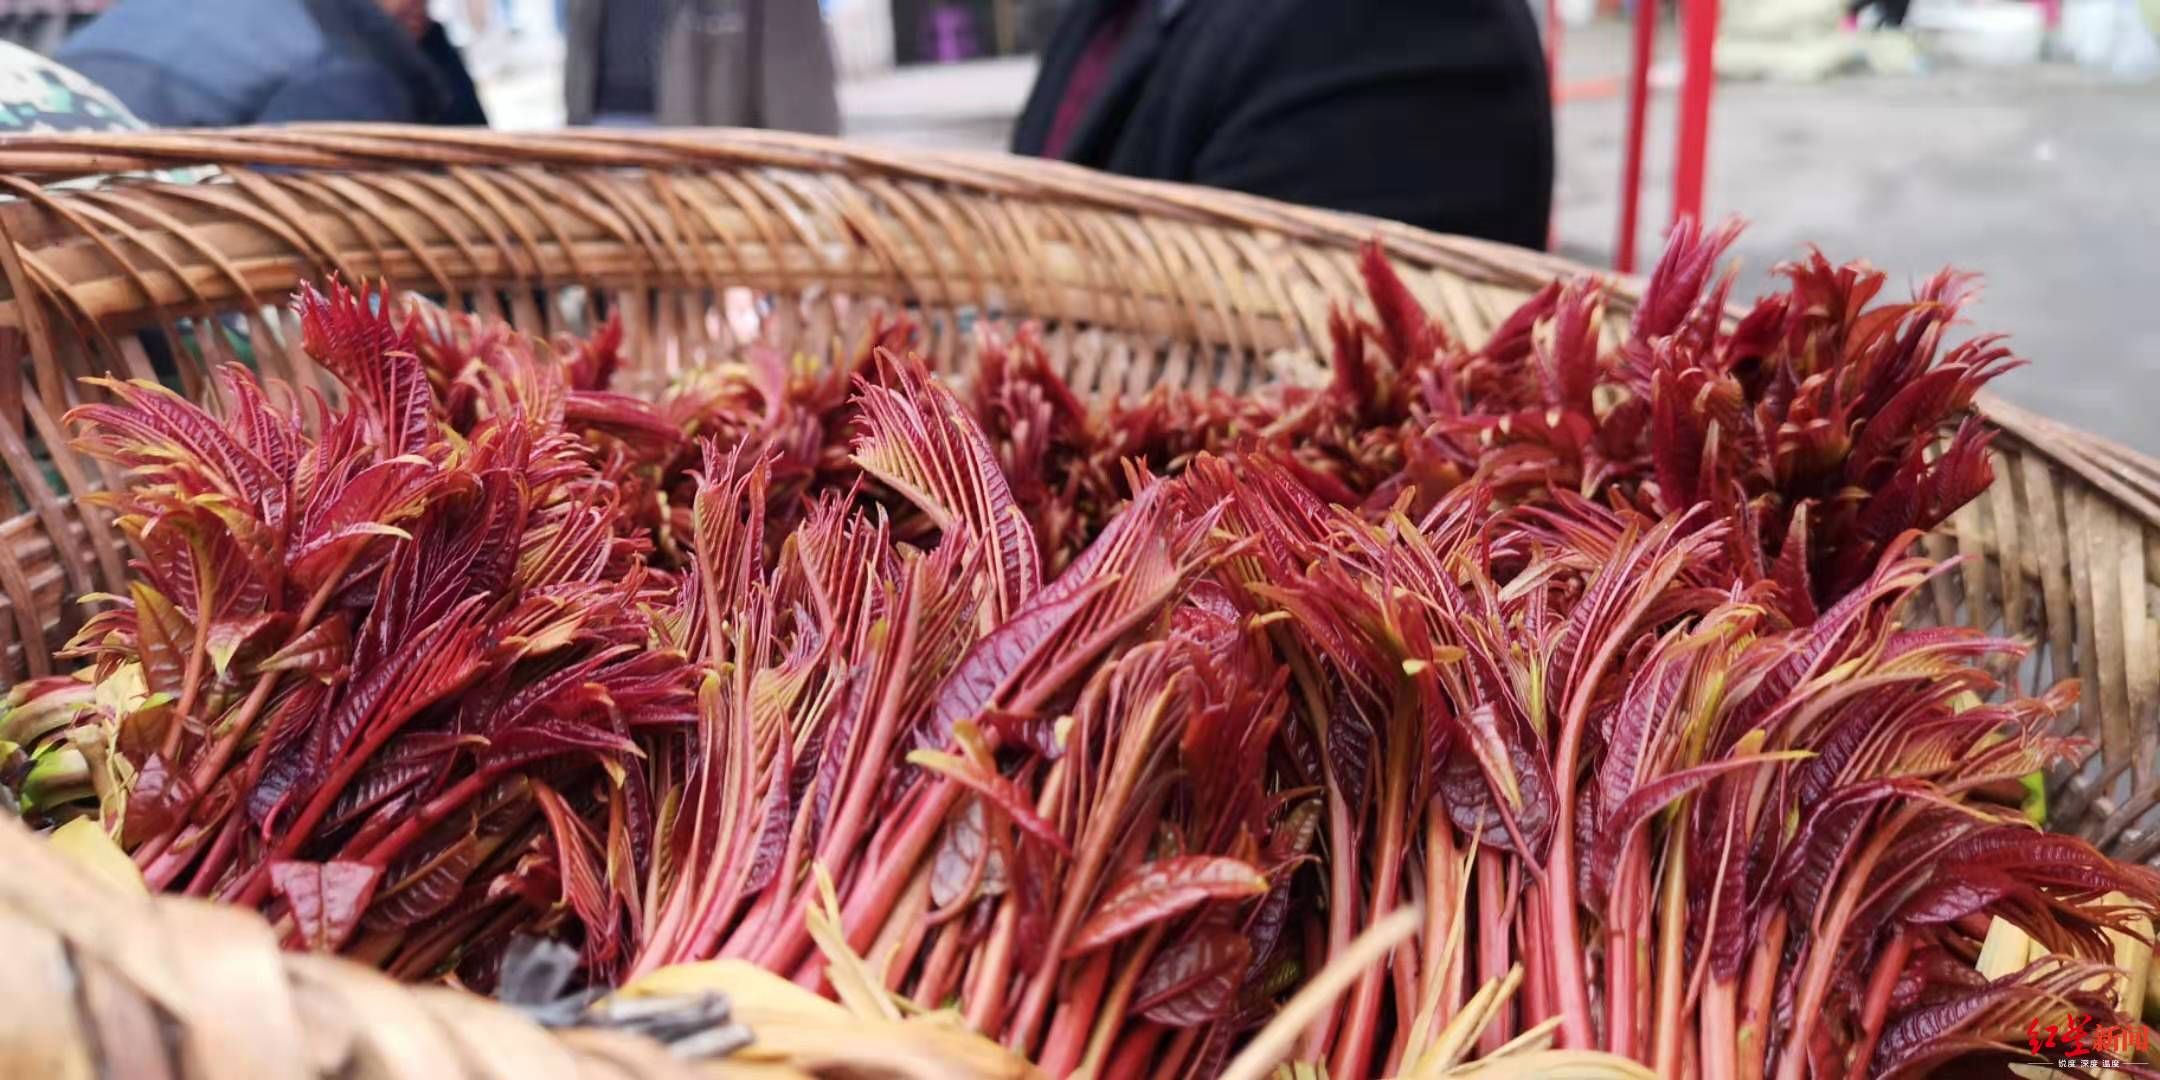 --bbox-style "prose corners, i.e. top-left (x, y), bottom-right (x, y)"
top-left (1778, 813), bottom-right (1908, 1080)
top-left (1477, 848), bottom-right (1514, 1055)
top-left (1298, 775), bottom-right (1359, 1061)
top-left (914, 922), bottom-right (966, 1007)
top-left (1702, 976), bottom-right (1739, 1080)
top-left (1606, 834), bottom-right (1650, 1060)
top-left (1843, 929), bottom-right (1911, 1080)
top-left (1522, 894), bottom-right (1555, 1028)
top-left (163, 609), bottom-right (213, 761)
top-left (1547, 578), bottom-right (1678, 1050)
top-left (1036, 948), bottom-right (1112, 1076)
top-left (1330, 720), bottom-right (1411, 1080)
top-left (1076, 926), bottom-right (1166, 1076)
top-left (1652, 826), bottom-right (1690, 1077)
top-left (1104, 1023), bottom-right (1163, 1080)
top-left (963, 901), bottom-right (1019, 1037)
top-left (184, 812), bottom-right (247, 897)
top-left (1736, 908), bottom-right (1788, 1080)
top-left (762, 780), bottom-right (958, 976)
top-left (1146, 1027), bottom-right (1202, 1080)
